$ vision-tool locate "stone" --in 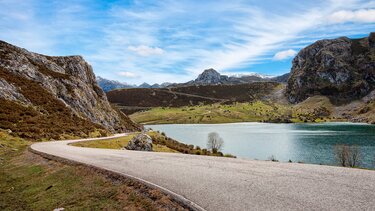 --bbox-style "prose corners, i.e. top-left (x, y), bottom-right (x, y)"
top-left (125, 133), bottom-right (153, 151)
